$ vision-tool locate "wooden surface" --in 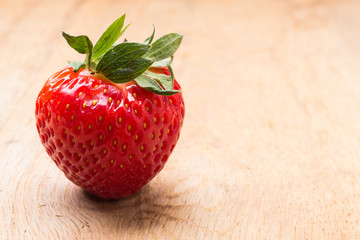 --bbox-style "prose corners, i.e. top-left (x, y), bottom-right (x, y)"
top-left (2, 0), bottom-right (360, 239)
